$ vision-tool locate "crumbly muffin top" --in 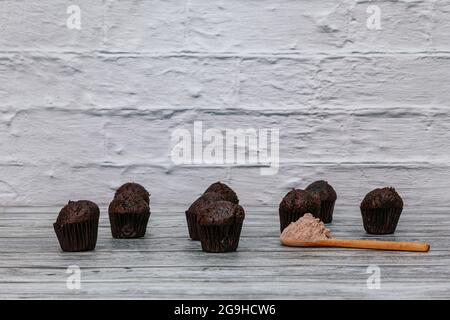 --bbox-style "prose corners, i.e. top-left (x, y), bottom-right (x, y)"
top-left (197, 201), bottom-right (245, 226)
top-left (360, 187), bottom-right (403, 209)
top-left (204, 182), bottom-right (239, 204)
top-left (279, 189), bottom-right (321, 213)
top-left (306, 180), bottom-right (337, 202)
top-left (109, 192), bottom-right (150, 215)
top-left (187, 192), bottom-right (227, 215)
top-left (56, 200), bottom-right (100, 225)
top-left (115, 182), bottom-right (150, 204)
